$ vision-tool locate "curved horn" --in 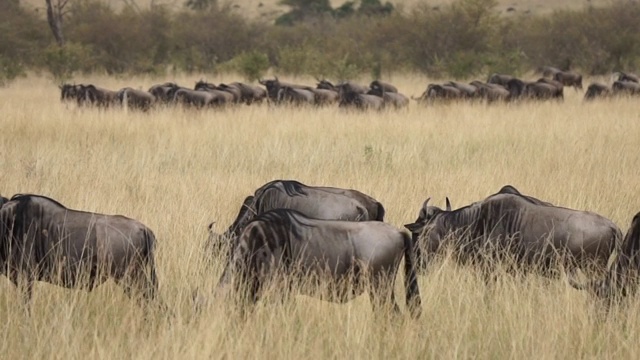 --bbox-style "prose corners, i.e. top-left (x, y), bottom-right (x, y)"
top-left (422, 197), bottom-right (431, 208)
top-left (445, 197), bottom-right (452, 211)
